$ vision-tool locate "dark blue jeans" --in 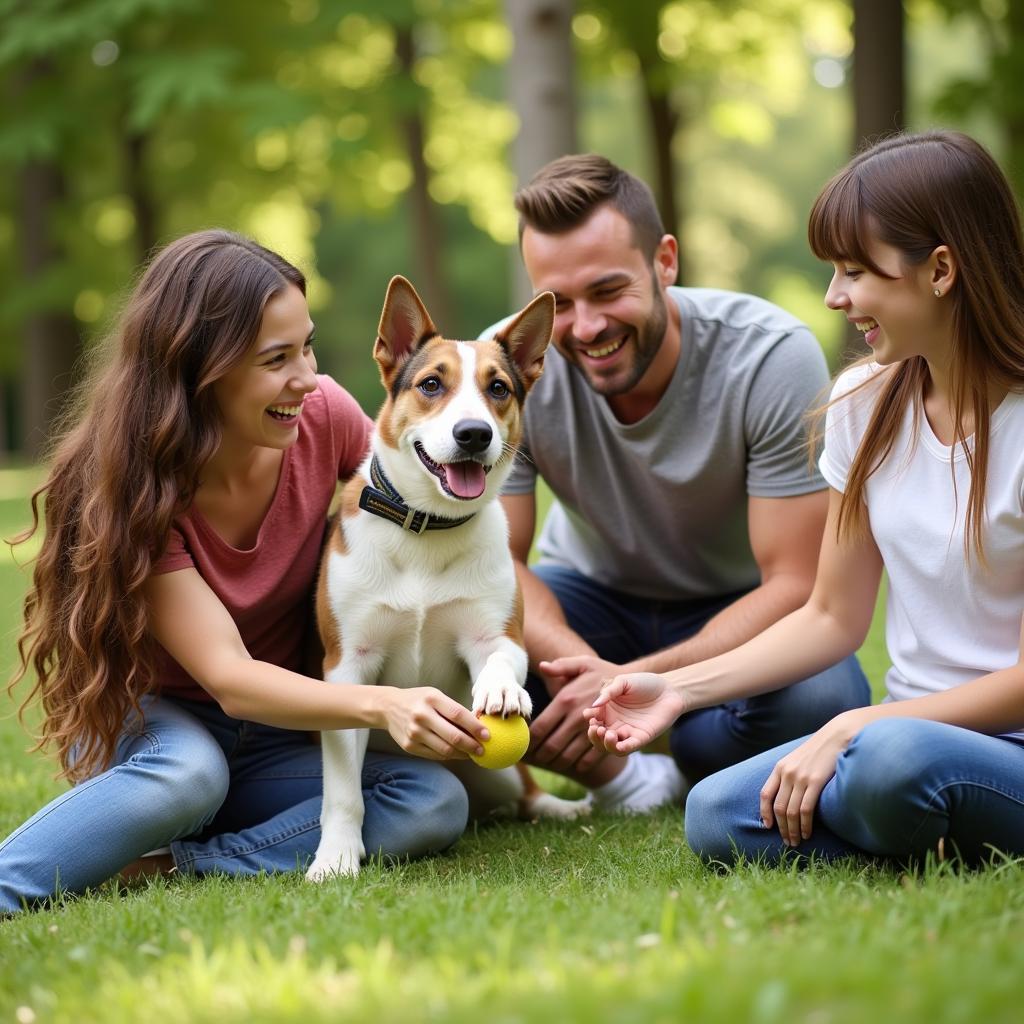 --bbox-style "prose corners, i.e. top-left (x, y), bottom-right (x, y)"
top-left (530, 564), bottom-right (870, 782)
